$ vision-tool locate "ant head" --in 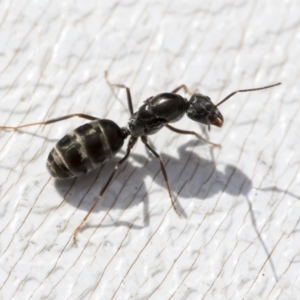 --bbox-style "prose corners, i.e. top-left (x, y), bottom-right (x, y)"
top-left (186, 82), bottom-right (281, 129)
top-left (186, 94), bottom-right (223, 127)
